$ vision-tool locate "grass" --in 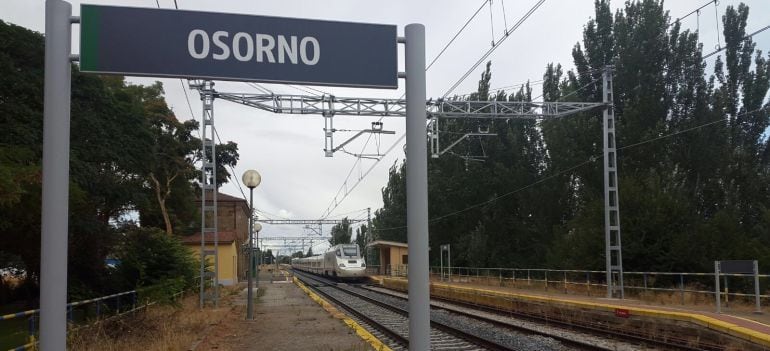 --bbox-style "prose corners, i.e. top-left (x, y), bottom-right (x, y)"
top-left (0, 318), bottom-right (30, 350)
top-left (68, 286), bottom-right (239, 351)
top-left (436, 273), bottom-right (768, 310)
top-left (0, 276), bottom-right (34, 350)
